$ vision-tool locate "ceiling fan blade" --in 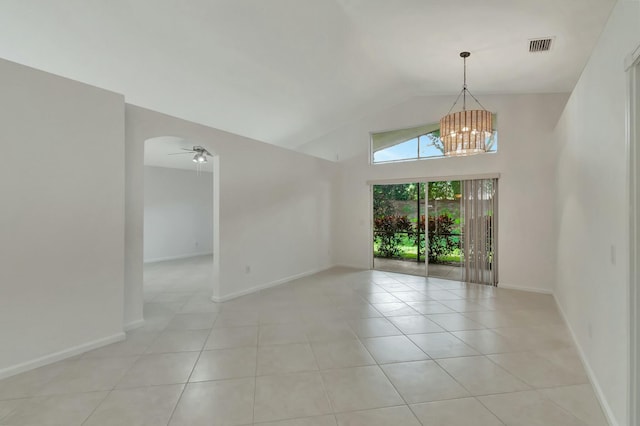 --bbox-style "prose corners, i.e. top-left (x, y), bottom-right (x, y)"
top-left (168, 152), bottom-right (194, 155)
